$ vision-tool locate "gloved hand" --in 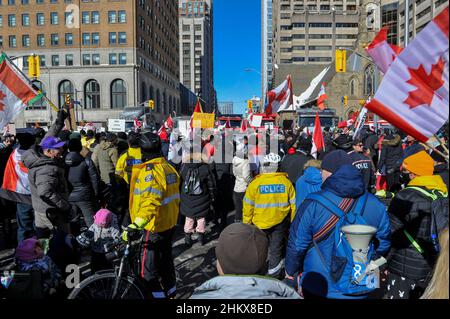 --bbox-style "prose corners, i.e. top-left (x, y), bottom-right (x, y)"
top-left (56, 109), bottom-right (69, 125)
top-left (121, 216), bottom-right (148, 242)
